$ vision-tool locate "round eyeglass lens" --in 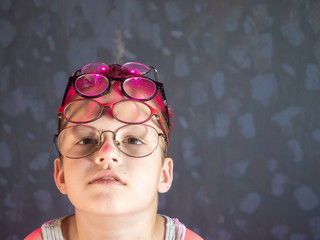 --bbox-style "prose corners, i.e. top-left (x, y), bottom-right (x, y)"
top-left (81, 62), bottom-right (110, 74)
top-left (58, 125), bottom-right (100, 159)
top-left (123, 77), bottom-right (157, 100)
top-left (58, 124), bottom-right (160, 158)
top-left (75, 74), bottom-right (109, 97)
top-left (122, 62), bottom-right (150, 75)
top-left (116, 124), bottom-right (160, 157)
top-left (64, 99), bottom-right (102, 123)
top-left (113, 100), bottom-right (152, 124)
